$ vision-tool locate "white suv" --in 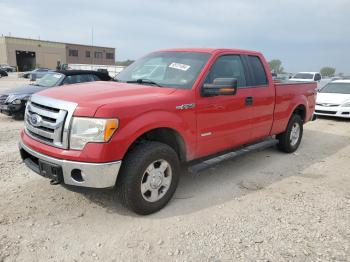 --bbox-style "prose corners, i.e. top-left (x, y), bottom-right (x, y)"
top-left (291, 72), bottom-right (322, 82)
